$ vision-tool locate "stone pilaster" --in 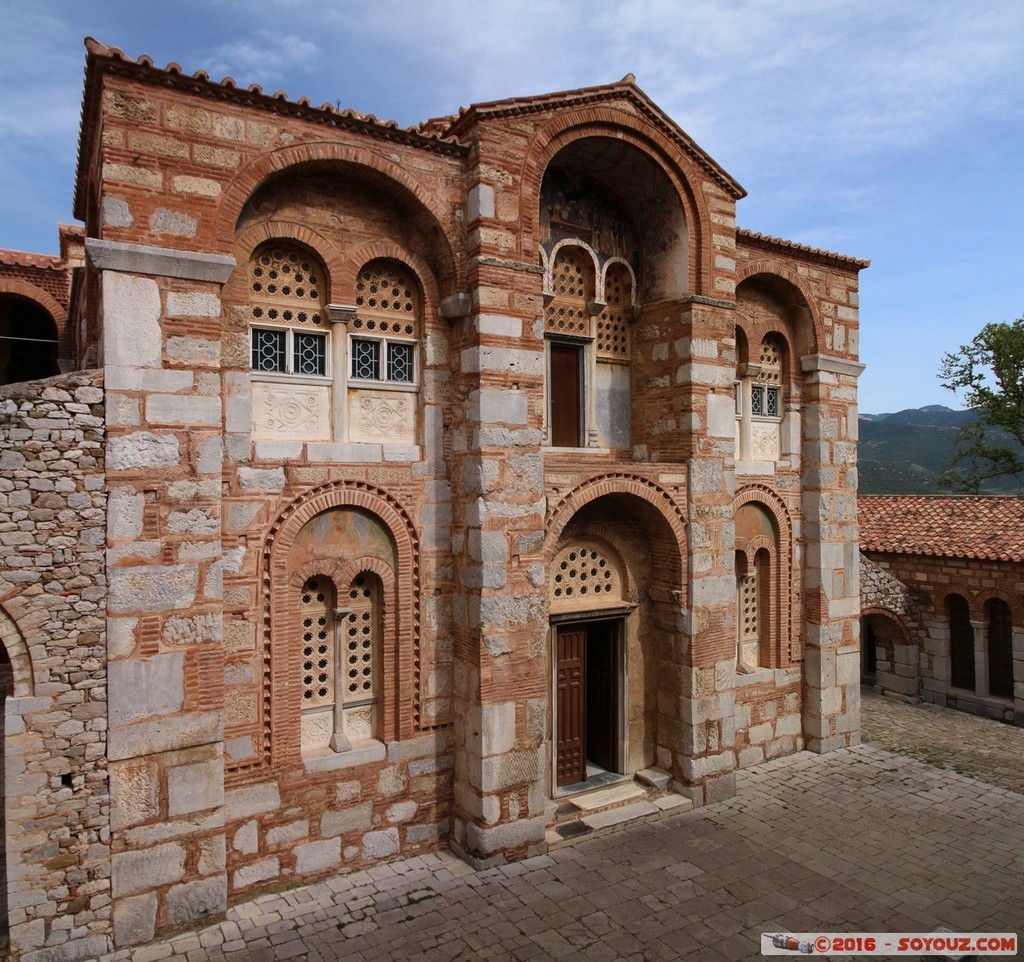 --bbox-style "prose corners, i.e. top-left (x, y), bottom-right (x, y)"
top-left (87, 239), bottom-right (235, 945)
top-left (800, 354), bottom-right (865, 751)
